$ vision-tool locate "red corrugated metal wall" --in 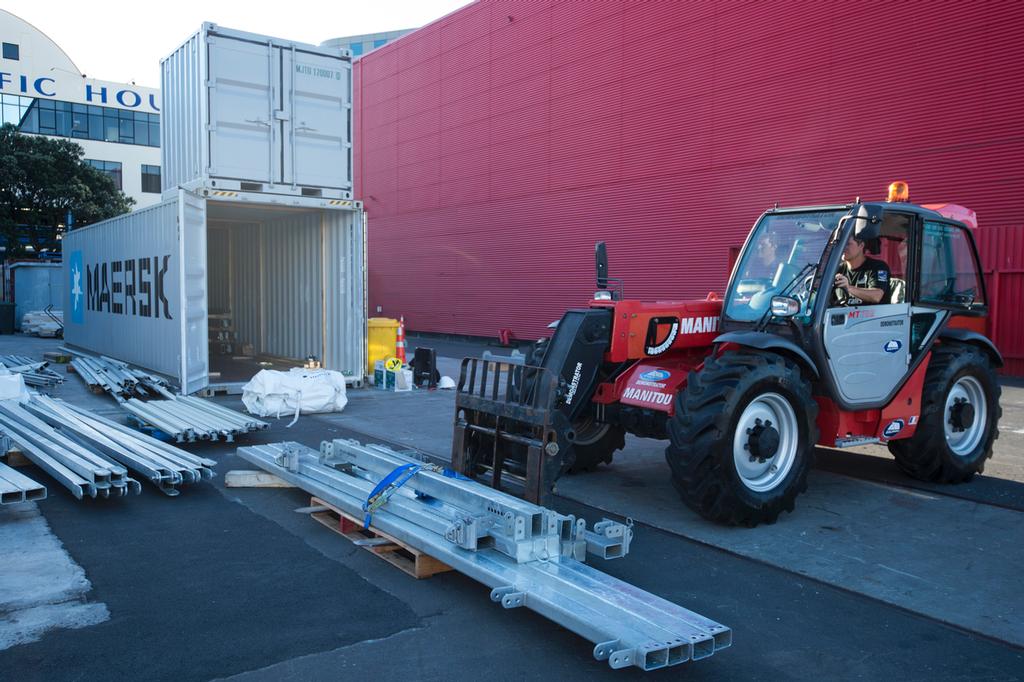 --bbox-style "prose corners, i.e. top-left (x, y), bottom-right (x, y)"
top-left (355, 1), bottom-right (1024, 355)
